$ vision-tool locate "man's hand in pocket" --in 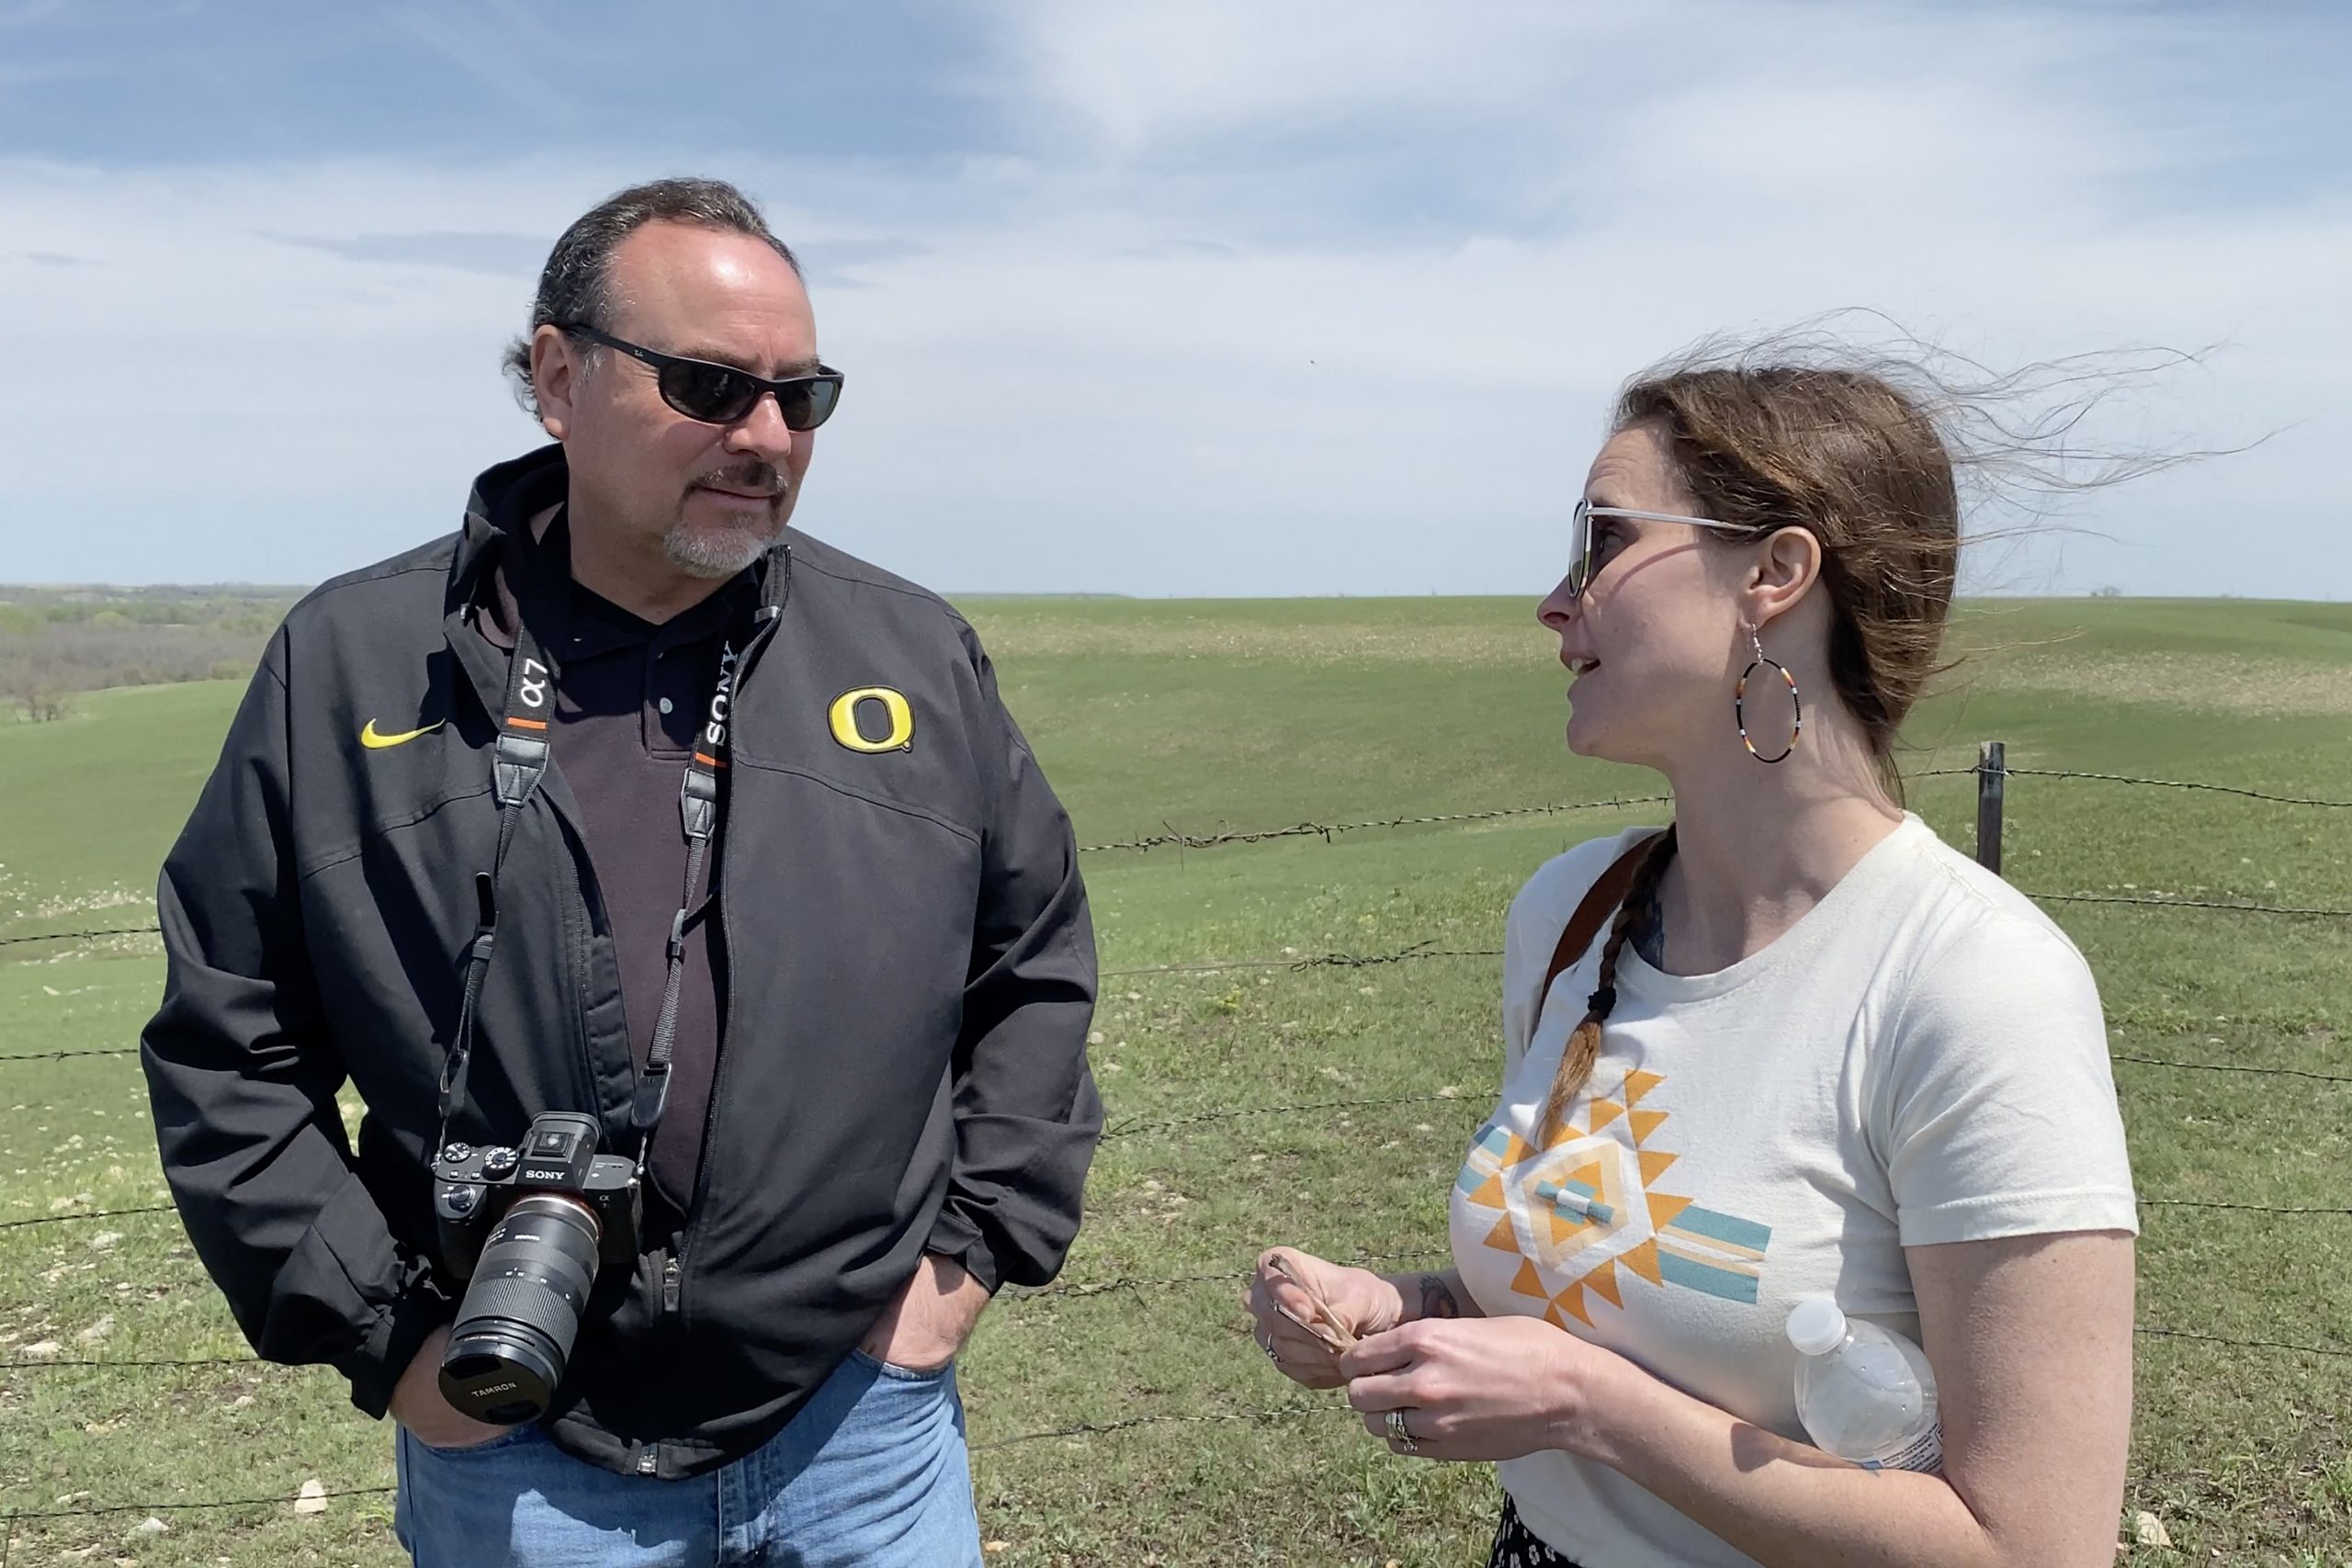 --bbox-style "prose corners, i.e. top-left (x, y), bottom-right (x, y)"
top-left (390, 1325), bottom-right (520, 1450)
